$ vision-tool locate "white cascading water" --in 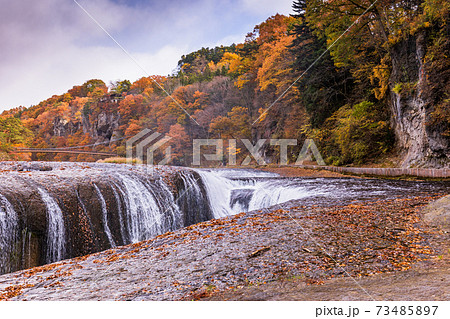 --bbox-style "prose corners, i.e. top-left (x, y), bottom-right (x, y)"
top-left (0, 193), bottom-right (18, 273)
top-left (112, 173), bottom-right (170, 242)
top-left (93, 184), bottom-right (116, 248)
top-left (148, 178), bottom-right (182, 231)
top-left (247, 180), bottom-right (320, 211)
top-left (110, 182), bottom-right (129, 244)
top-left (194, 170), bottom-right (236, 218)
top-left (195, 169), bottom-right (326, 216)
top-left (37, 187), bottom-right (66, 263)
